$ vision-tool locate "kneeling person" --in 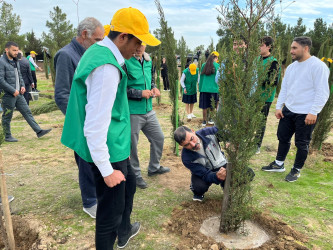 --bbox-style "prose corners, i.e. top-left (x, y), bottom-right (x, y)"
top-left (174, 126), bottom-right (228, 201)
